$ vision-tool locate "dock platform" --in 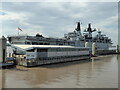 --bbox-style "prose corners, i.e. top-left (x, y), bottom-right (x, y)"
top-left (0, 62), bottom-right (15, 69)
